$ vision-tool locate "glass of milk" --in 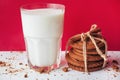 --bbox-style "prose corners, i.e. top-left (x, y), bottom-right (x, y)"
top-left (20, 3), bottom-right (65, 72)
